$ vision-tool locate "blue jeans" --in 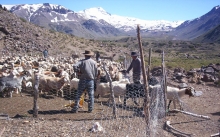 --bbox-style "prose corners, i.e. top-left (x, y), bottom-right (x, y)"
top-left (72, 79), bottom-right (94, 111)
